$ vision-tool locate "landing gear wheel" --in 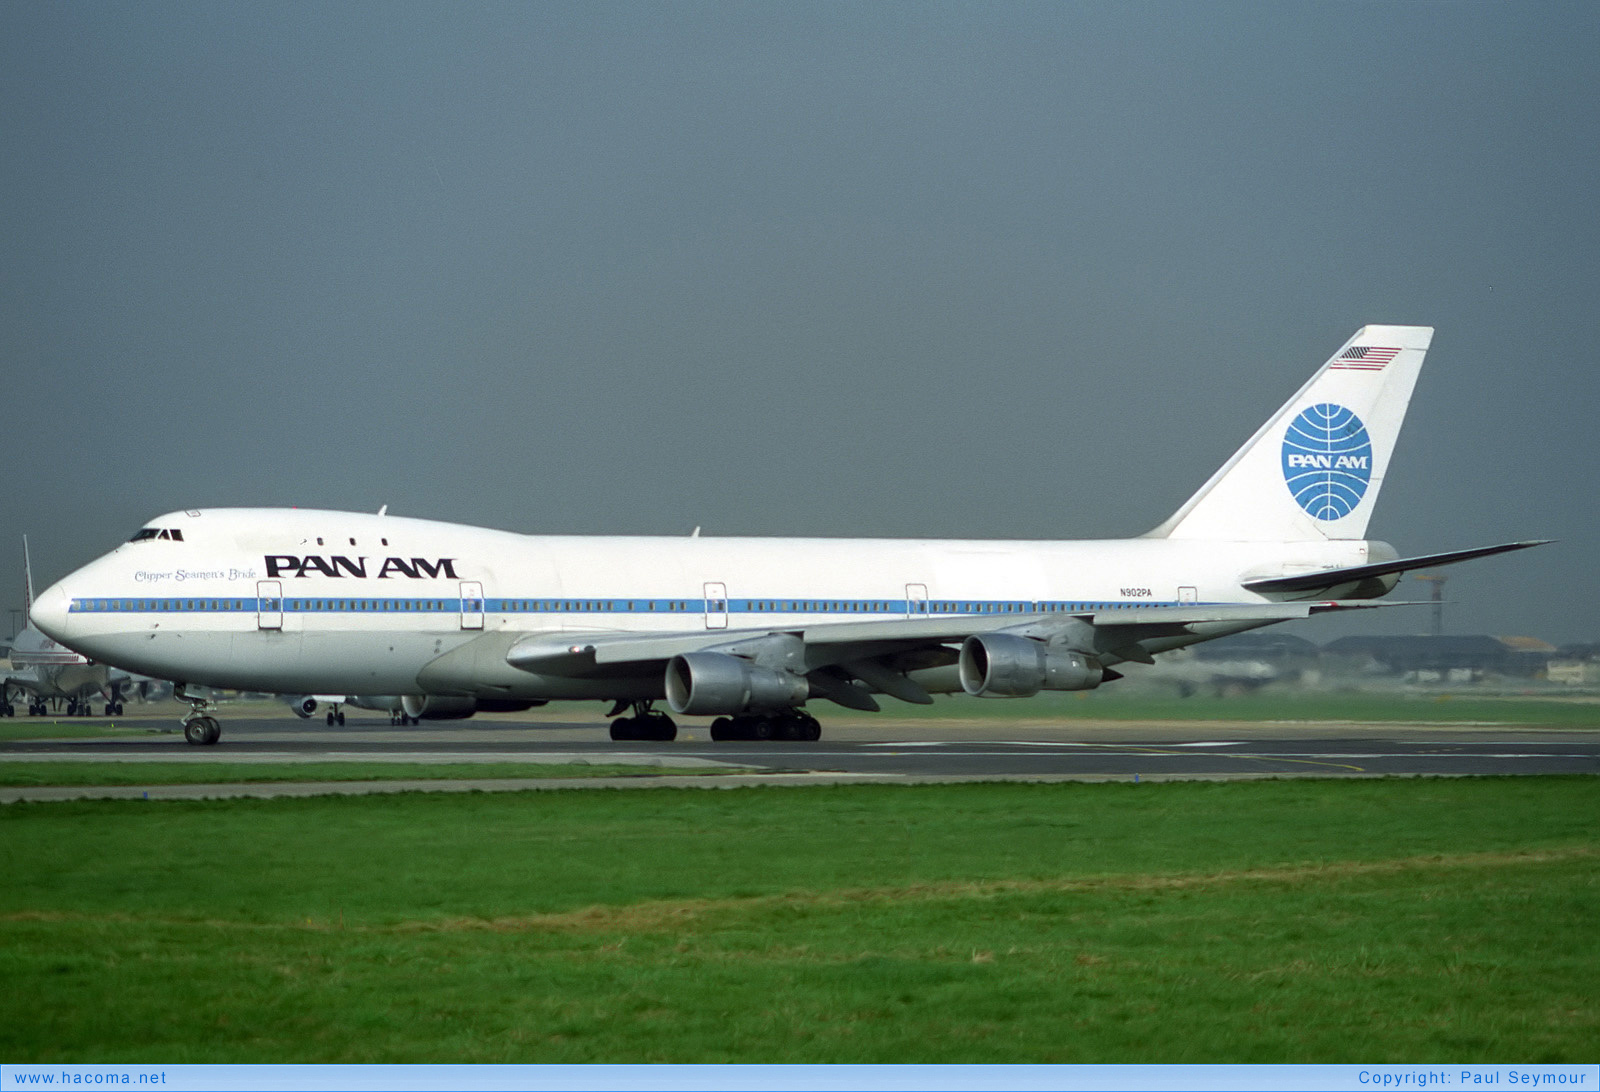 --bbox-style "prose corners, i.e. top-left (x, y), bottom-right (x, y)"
top-left (183, 716), bottom-right (221, 745)
top-left (608, 702), bottom-right (676, 743)
top-left (336, 711), bottom-right (345, 726)
top-left (326, 710), bottom-right (336, 726)
top-left (709, 717), bottom-right (733, 741)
